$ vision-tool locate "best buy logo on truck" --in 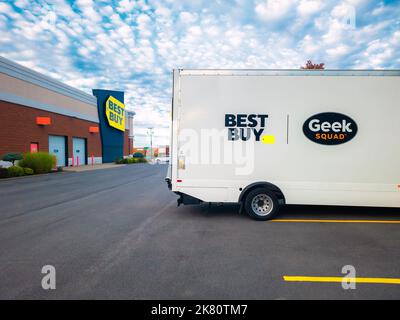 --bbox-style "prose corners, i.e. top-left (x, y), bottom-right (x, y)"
top-left (303, 112), bottom-right (358, 145)
top-left (105, 96), bottom-right (125, 131)
top-left (225, 114), bottom-right (275, 144)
